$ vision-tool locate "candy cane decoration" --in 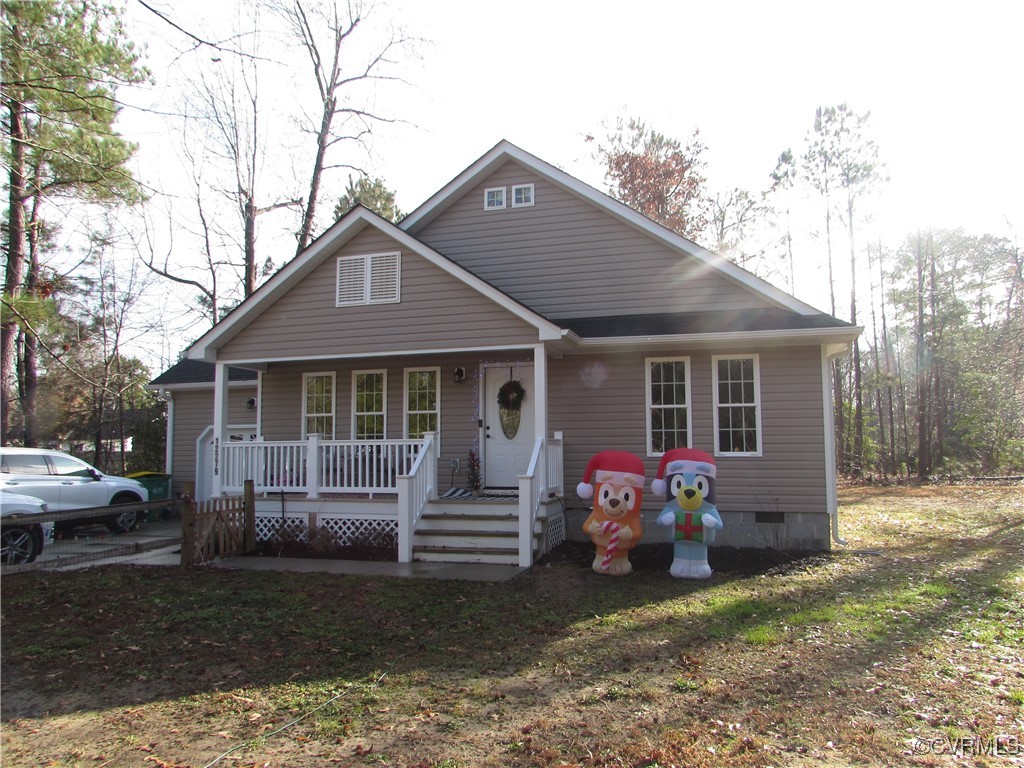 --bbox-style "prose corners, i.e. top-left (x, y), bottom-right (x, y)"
top-left (600, 520), bottom-right (620, 571)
